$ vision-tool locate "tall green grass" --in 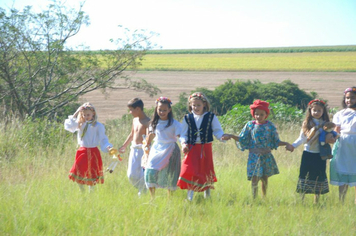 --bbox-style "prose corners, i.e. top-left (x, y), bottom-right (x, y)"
top-left (1, 118), bottom-right (355, 235)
